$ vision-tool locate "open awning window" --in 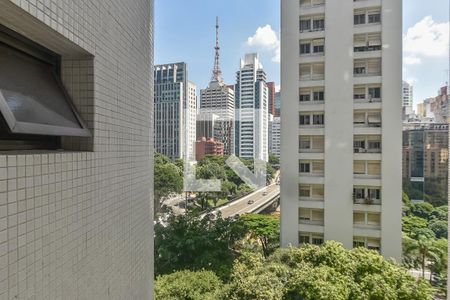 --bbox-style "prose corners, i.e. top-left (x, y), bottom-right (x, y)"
top-left (0, 33), bottom-right (91, 137)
